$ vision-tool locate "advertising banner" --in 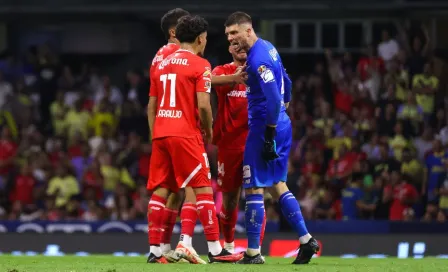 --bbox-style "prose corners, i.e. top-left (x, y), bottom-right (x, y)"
top-left (1, 233), bottom-right (447, 259)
